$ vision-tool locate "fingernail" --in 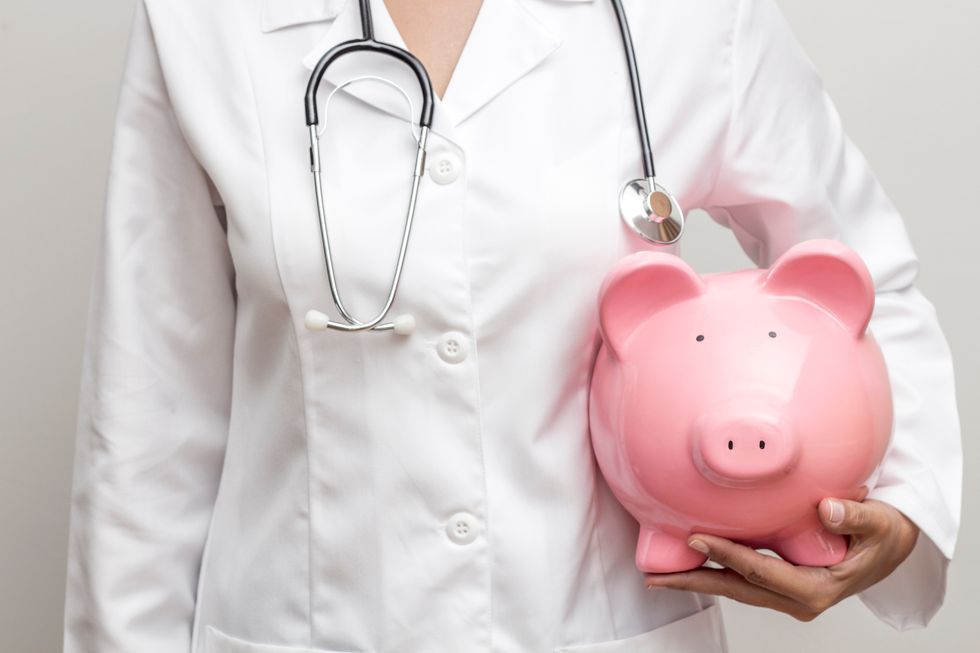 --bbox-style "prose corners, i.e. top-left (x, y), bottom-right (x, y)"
top-left (827, 499), bottom-right (844, 524)
top-left (688, 538), bottom-right (709, 555)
